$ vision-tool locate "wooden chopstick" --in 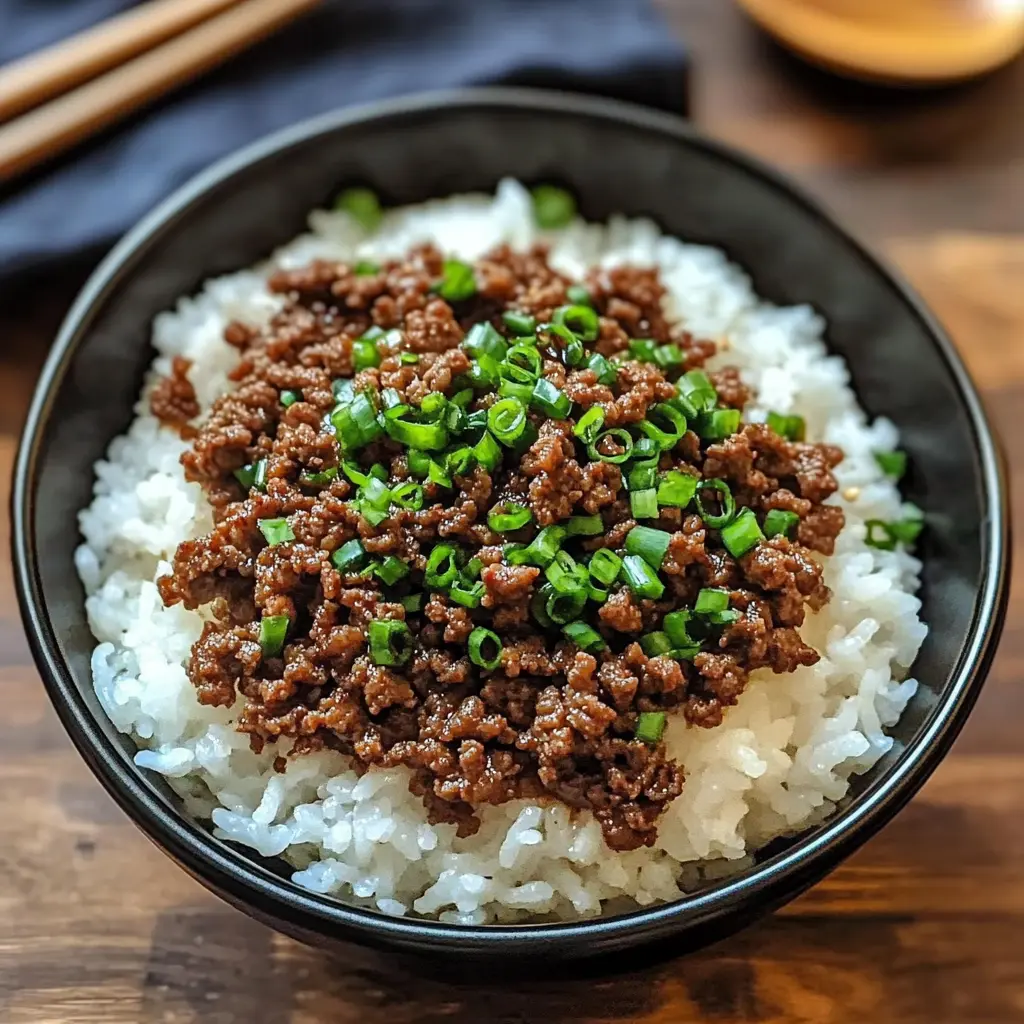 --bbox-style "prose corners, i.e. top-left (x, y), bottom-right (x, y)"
top-left (0, 0), bottom-right (250, 124)
top-left (0, 0), bottom-right (323, 183)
